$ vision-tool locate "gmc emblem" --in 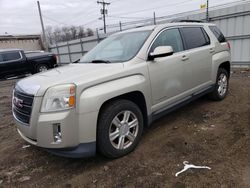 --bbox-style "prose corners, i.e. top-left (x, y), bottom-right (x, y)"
top-left (13, 96), bottom-right (23, 108)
